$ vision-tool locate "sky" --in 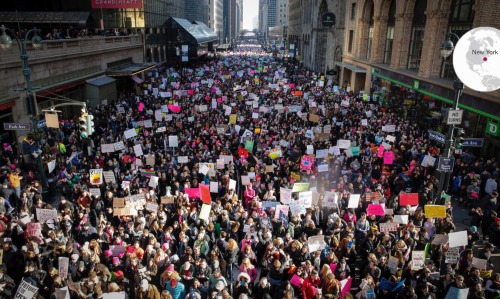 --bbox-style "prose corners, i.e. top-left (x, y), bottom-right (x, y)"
top-left (242, 0), bottom-right (259, 30)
